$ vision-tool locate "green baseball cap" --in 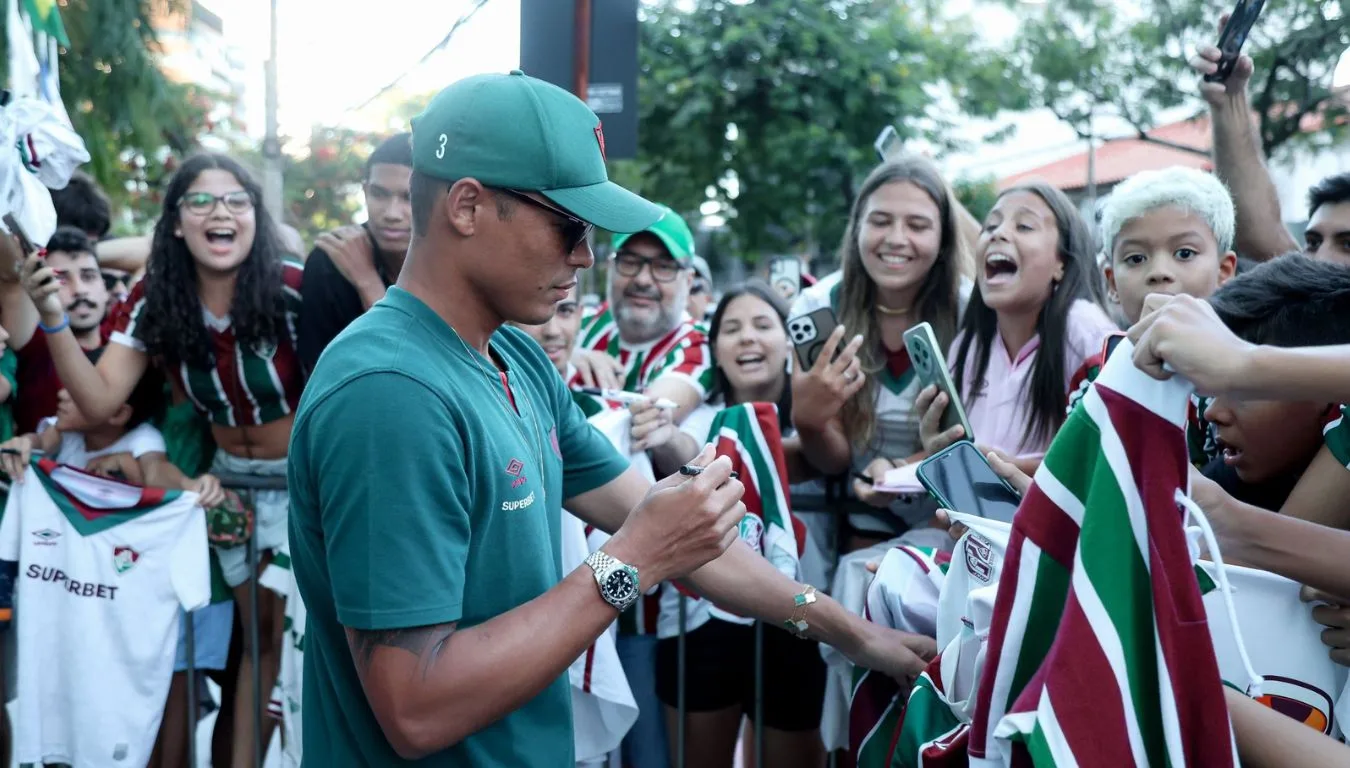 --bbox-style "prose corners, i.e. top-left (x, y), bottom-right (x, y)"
top-left (410, 70), bottom-right (663, 234)
top-left (612, 204), bottom-right (696, 263)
